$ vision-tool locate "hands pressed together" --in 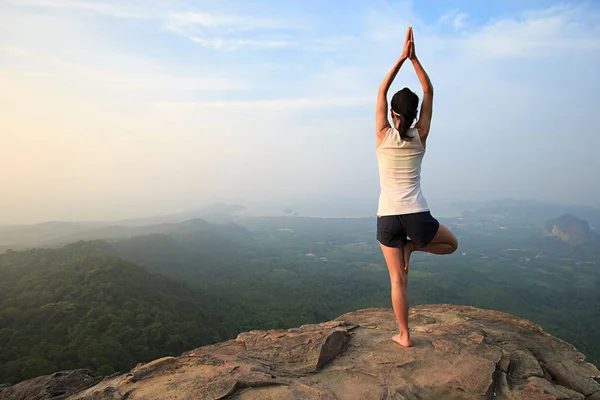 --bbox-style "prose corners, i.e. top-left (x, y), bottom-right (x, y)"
top-left (400, 26), bottom-right (417, 61)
